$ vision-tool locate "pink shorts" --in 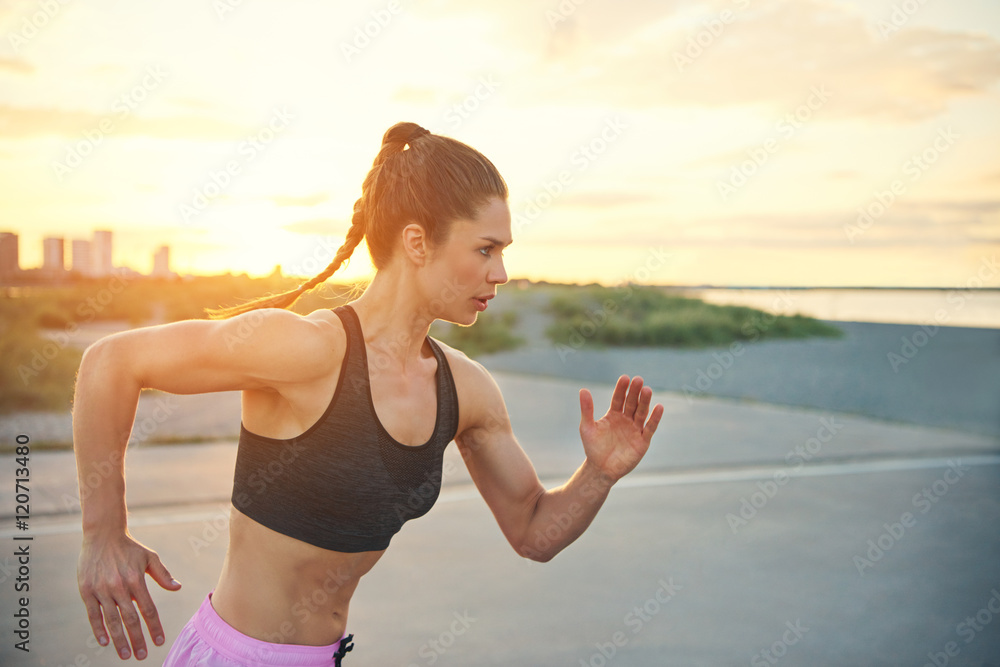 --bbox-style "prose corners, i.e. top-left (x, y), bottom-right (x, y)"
top-left (163, 592), bottom-right (353, 667)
